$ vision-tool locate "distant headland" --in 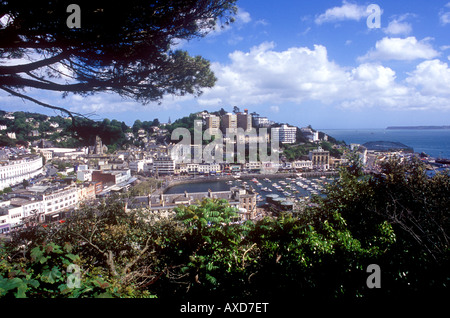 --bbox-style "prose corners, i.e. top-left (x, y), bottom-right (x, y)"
top-left (363, 141), bottom-right (413, 153)
top-left (386, 125), bottom-right (450, 130)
